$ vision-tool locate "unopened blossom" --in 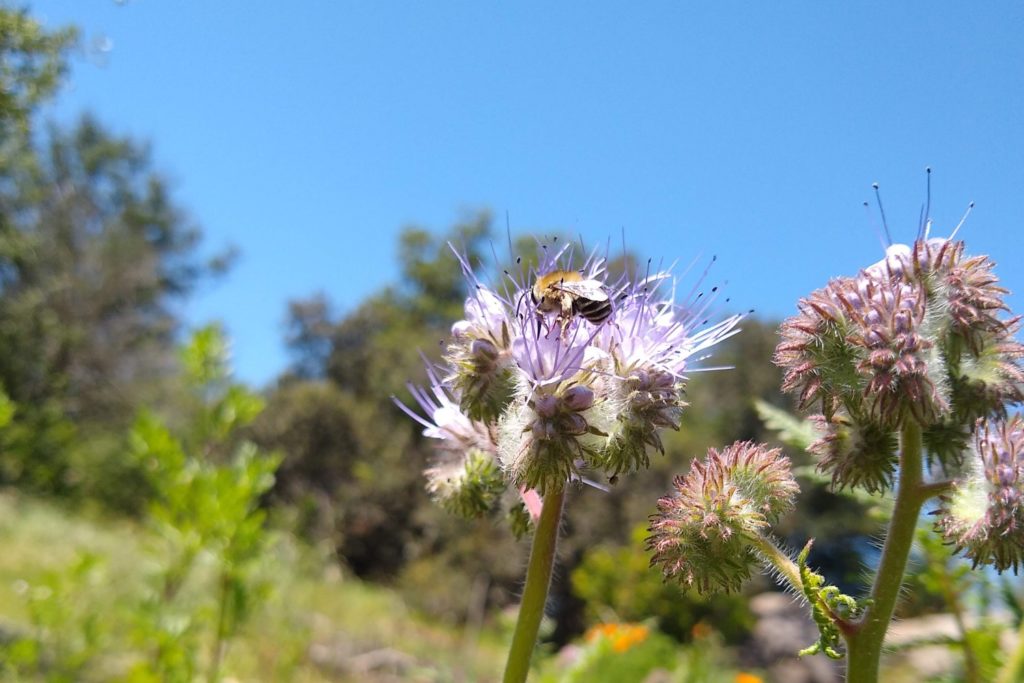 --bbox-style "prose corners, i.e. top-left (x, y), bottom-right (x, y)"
top-left (446, 286), bottom-right (517, 421)
top-left (647, 442), bottom-right (798, 593)
top-left (776, 270), bottom-right (947, 425)
top-left (882, 237), bottom-right (1008, 344)
top-left (776, 233), bottom-right (1023, 487)
top-left (808, 414), bottom-right (898, 493)
top-left (938, 416), bottom-right (1024, 572)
